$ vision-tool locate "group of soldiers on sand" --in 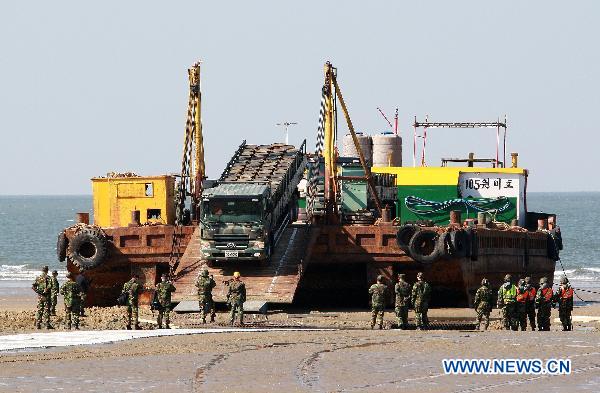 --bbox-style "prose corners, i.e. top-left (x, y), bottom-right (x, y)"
top-left (369, 272), bottom-right (431, 330)
top-left (34, 265), bottom-right (246, 330)
top-left (32, 266), bottom-right (87, 330)
top-left (369, 272), bottom-right (574, 331)
top-left (481, 273), bottom-right (574, 331)
top-left (35, 265), bottom-right (574, 332)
